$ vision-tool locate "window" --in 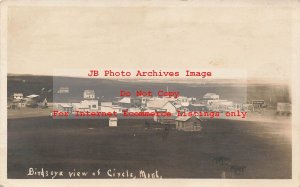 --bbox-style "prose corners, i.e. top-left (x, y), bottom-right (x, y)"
top-left (92, 105), bottom-right (97, 108)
